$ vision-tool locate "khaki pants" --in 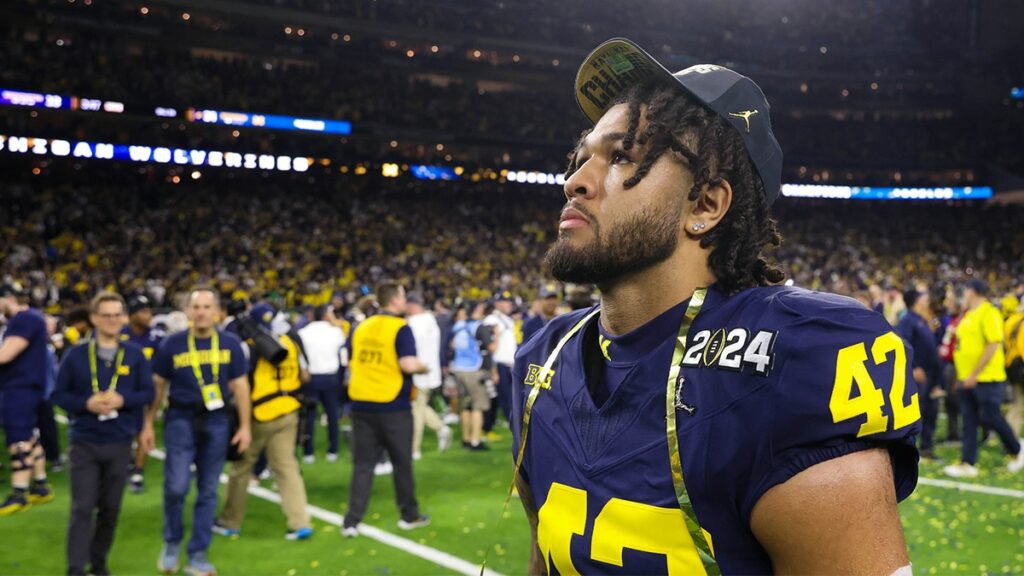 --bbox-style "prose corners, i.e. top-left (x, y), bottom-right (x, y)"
top-left (220, 411), bottom-right (310, 531)
top-left (412, 388), bottom-right (446, 454)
